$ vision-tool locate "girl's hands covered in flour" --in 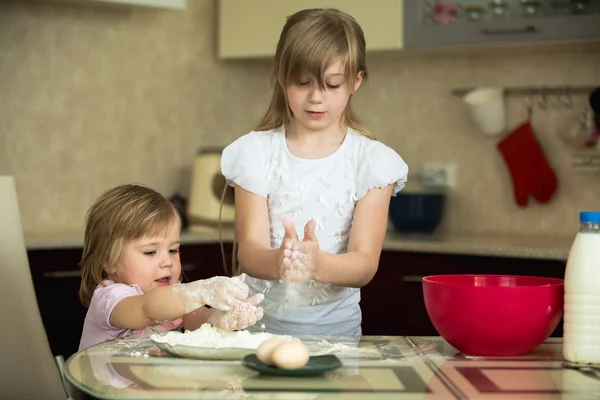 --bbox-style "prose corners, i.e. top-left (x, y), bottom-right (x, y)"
top-left (172, 274), bottom-right (250, 313)
top-left (278, 217), bottom-right (298, 280)
top-left (279, 218), bottom-right (323, 283)
top-left (207, 289), bottom-right (265, 330)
